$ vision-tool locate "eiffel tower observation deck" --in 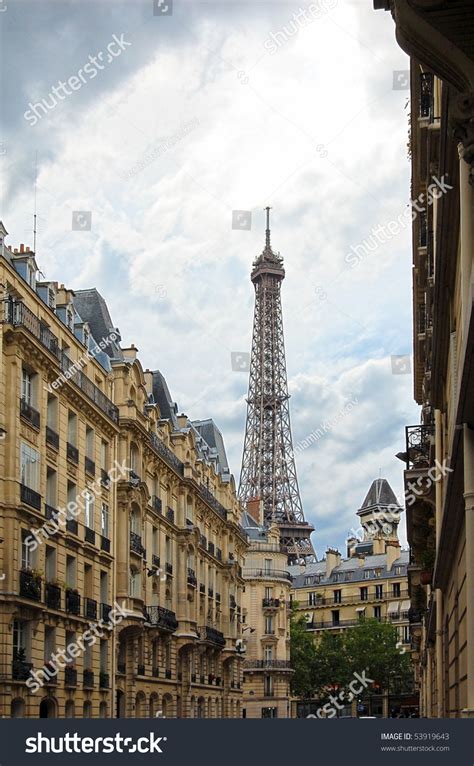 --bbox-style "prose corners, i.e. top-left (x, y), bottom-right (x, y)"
top-left (238, 208), bottom-right (316, 564)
